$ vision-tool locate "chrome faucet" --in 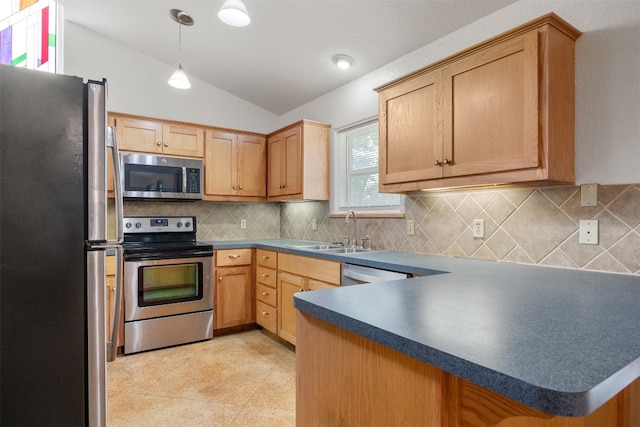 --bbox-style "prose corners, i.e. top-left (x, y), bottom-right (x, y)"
top-left (345, 210), bottom-right (357, 247)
